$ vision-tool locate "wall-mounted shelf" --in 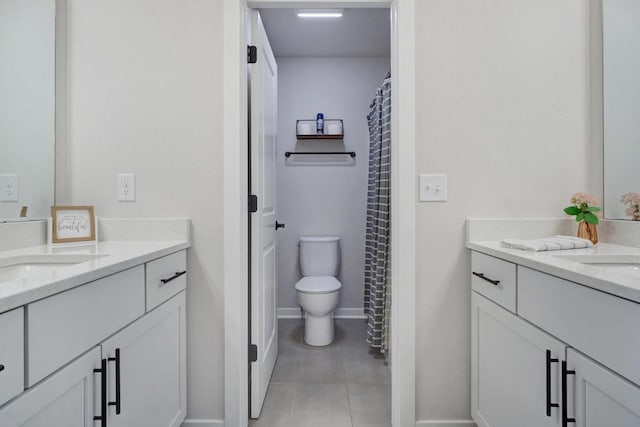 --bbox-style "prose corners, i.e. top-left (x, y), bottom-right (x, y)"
top-left (285, 151), bottom-right (355, 158)
top-left (296, 119), bottom-right (344, 140)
